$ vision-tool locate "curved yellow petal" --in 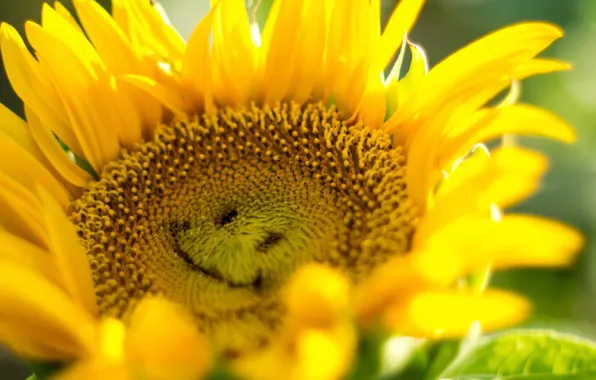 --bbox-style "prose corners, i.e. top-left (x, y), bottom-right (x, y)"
top-left (415, 147), bottom-right (548, 243)
top-left (53, 2), bottom-right (85, 34)
top-left (73, 0), bottom-right (141, 75)
top-left (423, 214), bottom-right (583, 272)
top-left (288, 0), bottom-right (326, 104)
top-left (0, 172), bottom-right (47, 247)
top-left (123, 74), bottom-right (187, 116)
top-left (181, 4), bottom-right (217, 112)
top-left (0, 263), bottom-right (95, 360)
top-left (286, 264), bottom-right (350, 328)
top-left (25, 107), bottom-right (92, 188)
top-left (0, 23), bottom-right (83, 156)
top-left (385, 289), bottom-right (531, 338)
top-left (386, 22), bottom-right (565, 141)
top-left (126, 298), bottom-right (212, 380)
top-left (25, 21), bottom-right (121, 170)
top-left (438, 105), bottom-right (576, 169)
top-left (0, 103), bottom-right (78, 193)
top-left (263, 0), bottom-right (305, 104)
top-left (211, 0), bottom-right (257, 105)
top-left (378, 0), bottom-right (425, 70)
top-left (0, 131), bottom-right (70, 207)
top-left (38, 186), bottom-right (98, 317)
